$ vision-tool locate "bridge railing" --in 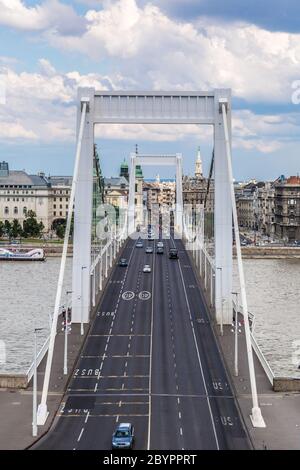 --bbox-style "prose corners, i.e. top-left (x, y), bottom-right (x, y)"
top-left (183, 220), bottom-right (215, 308)
top-left (90, 218), bottom-right (128, 308)
top-left (232, 298), bottom-right (275, 385)
top-left (26, 335), bottom-right (50, 384)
